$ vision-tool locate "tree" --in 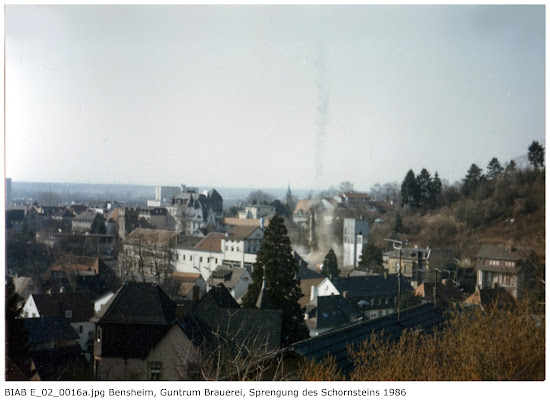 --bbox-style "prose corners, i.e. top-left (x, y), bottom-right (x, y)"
top-left (301, 301), bottom-right (545, 380)
top-left (358, 243), bottom-right (383, 273)
top-left (270, 199), bottom-right (292, 218)
top-left (415, 168), bottom-right (432, 208)
top-left (527, 140), bottom-right (545, 170)
top-left (393, 213), bottom-right (404, 234)
top-left (505, 159), bottom-right (517, 175)
top-left (428, 172), bottom-right (443, 208)
top-left (486, 157), bottom-right (503, 180)
top-left (401, 170), bottom-right (419, 207)
top-left (338, 181), bottom-right (355, 194)
top-left (247, 190), bottom-right (275, 205)
top-left (321, 249), bottom-right (339, 278)
top-left (241, 215), bottom-right (309, 346)
top-left (461, 163), bottom-right (484, 197)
